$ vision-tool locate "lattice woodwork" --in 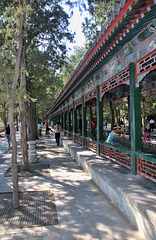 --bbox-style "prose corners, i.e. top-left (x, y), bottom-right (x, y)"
top-left (84, 88), bottom-right (97, 103)
top-left (75, 135), bottom-right (82, 144)
top-left (141, 88), bottom-right (156, 99)
top-left (69, 132), bottom-right (73, 139)
top-left (64, 106), bottom-right (68, 112)
top-left (84, 139), bottom-right (97, 153)
top-left (137, 157), bottom-right (156, 182)
top-left (100, 68), bottom-right (129, 99)
top-left (136, 49), bottom-right (156, 79)
top-left (69, 103), bottom-right (73, 110)
top-left (74, 98), bottom-right (82, 108)
top-left (100, 145), bottom-right (131, 168)
top-left (112, 97), bottom-right (128, 107)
